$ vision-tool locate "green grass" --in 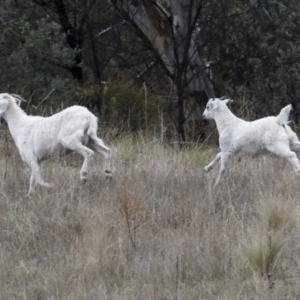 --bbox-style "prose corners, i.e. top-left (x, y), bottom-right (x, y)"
top-left (0, 134), bottom-right (300, 299)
